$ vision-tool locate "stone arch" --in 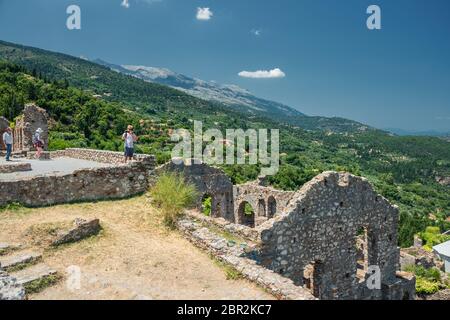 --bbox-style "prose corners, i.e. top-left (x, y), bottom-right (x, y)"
top-left (267, 196), bottom-right (277, 218)
top-left (238, 201), bottom-right (256, 228)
